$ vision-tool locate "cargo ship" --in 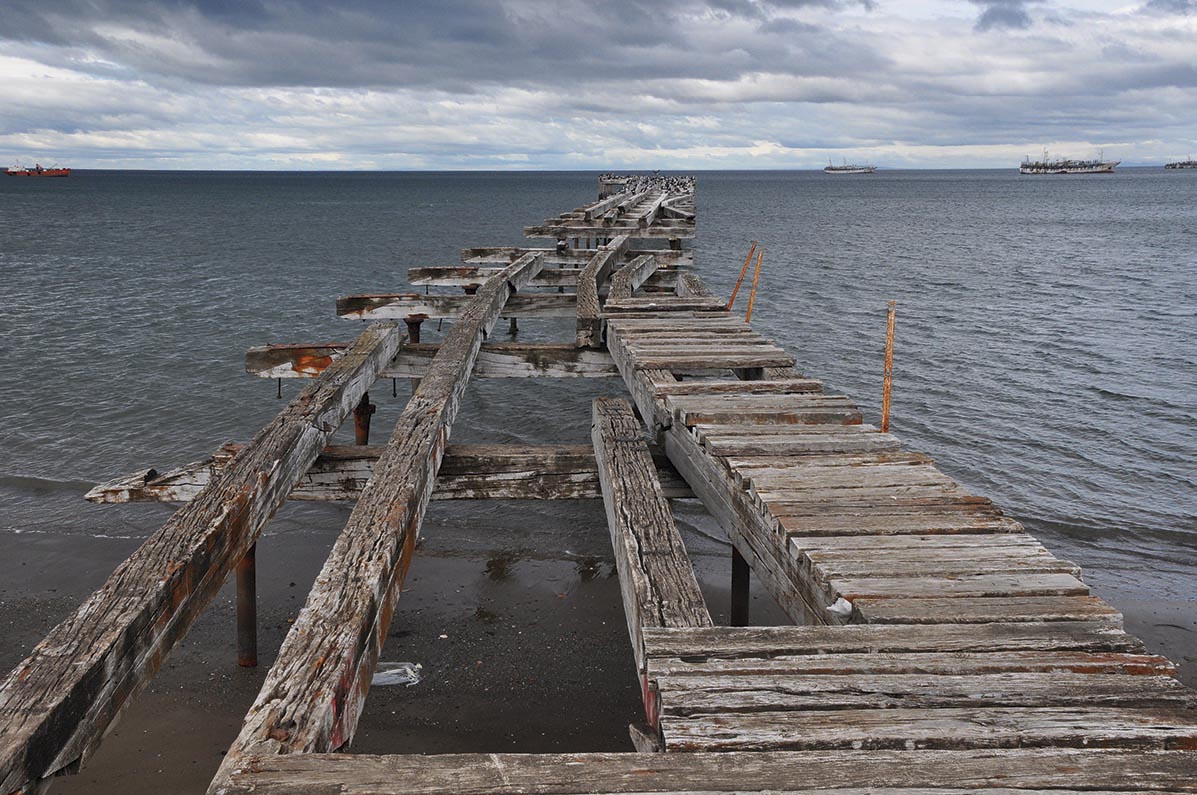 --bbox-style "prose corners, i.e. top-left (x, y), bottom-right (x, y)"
top-left (1019, 150), bottom-right (1118, 175)
top-left (824, 160), bottom-right (875, 175)
top-left (5, 163), bottom-right (71, 177)
top-left (1164, 158), bottom-right (1197, 169)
